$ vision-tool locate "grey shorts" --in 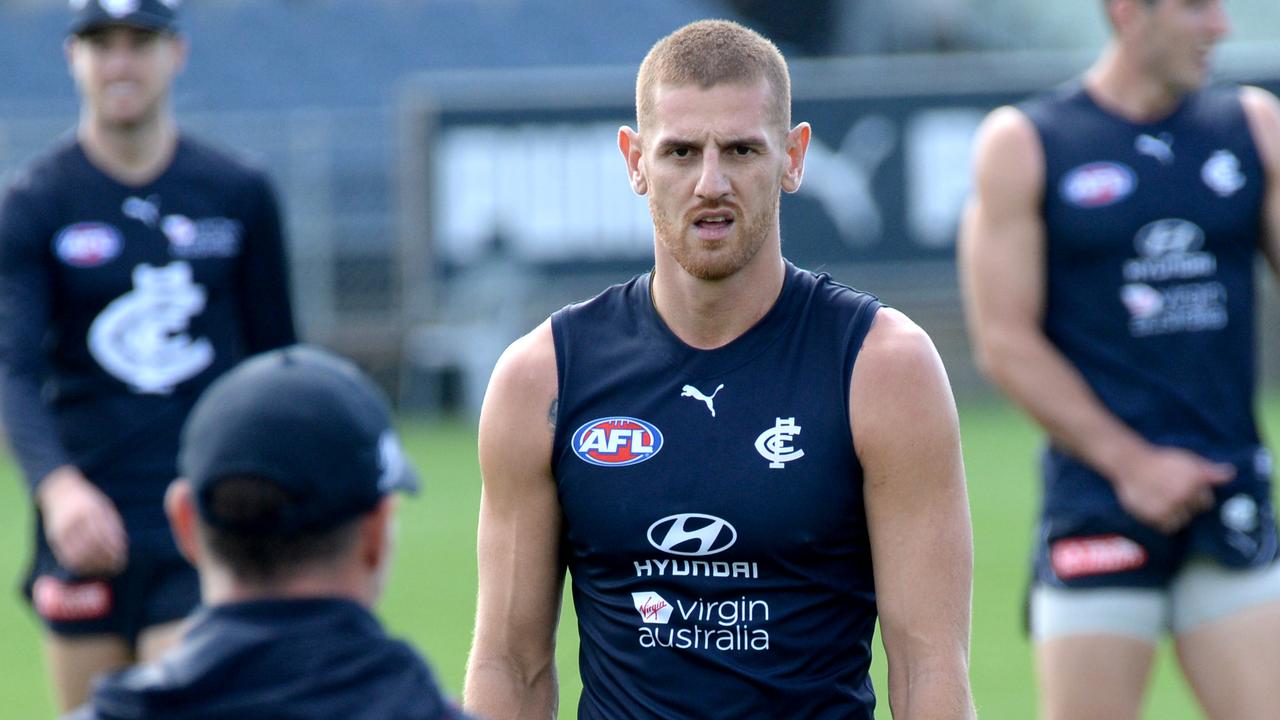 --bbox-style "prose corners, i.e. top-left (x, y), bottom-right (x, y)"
top-left (1030, 556), bottom-right (1280, 643)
